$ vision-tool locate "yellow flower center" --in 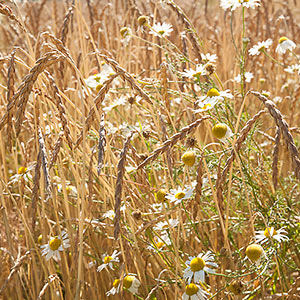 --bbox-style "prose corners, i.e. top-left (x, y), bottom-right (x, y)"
top-left (175, 191), bottom-right (186, 200)
top-left (190, 257), bottom-right (206, 272)
top-left (264, 227), bottom-right (277, 238)
top-left (278, 36), bottom-right (288, 44)
top-left (212, 123), bottom-right (228, 139)
top-left (155, 189), bottom-right (167, 203)
top-left (113, 279), bottom-right (120, 288)
top-left (156, 241), bottom-right (164, 249)
top-left (120, 27), bottom-right (129, 38)
top-left (182, 151), bottom-right (196, 167)
top-left (246, 244), bottom-right (263, 262)
top-left (49, 237), bottom-right (62, 251)
top-left (38, 234), bottom-right (43, 245)
top-left (18, 167), bottom-right (27, 175)
top-left (207, 88), bottom-right (220, 97)
top-left (239, 0), bottom-right (249, 2)
top-left (201, 103), bottom-right (211, 110)
top-left (185, 283), bottom-right (199, 296)
top-left (123, 275), bottom-right (134, 289)
top-left (104, 256), bottom-right (113, 264)
top-left (66, 186), bottom-right (72, 195)
top-left (93, 75), bottom-right (101, 81)
top-left (96, 83), bottom-right (103, 92)
top-left (158, 30), bottom-right (165, 35)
